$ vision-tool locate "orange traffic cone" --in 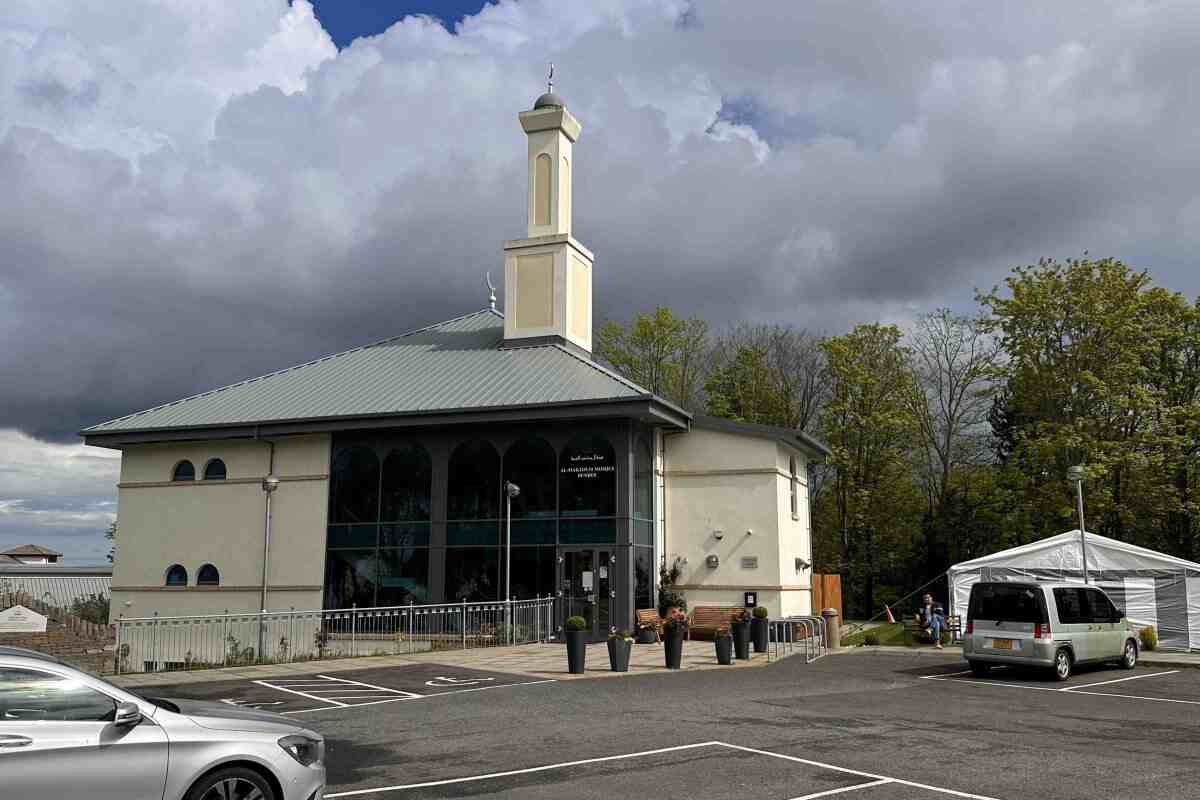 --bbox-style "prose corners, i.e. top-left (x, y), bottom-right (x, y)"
top-left (884, 605), bottom-right (896, 624)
